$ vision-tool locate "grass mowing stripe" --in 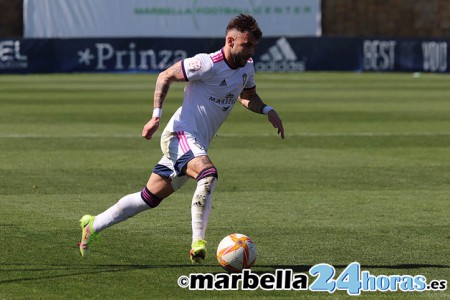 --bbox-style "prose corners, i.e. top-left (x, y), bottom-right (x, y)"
top-left (1, 132), bottom-right (450, 138)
